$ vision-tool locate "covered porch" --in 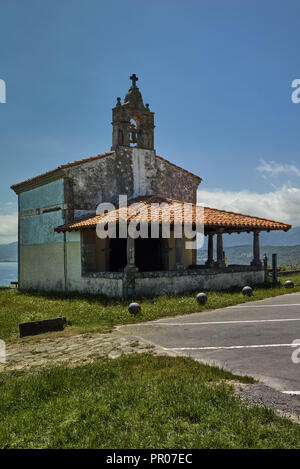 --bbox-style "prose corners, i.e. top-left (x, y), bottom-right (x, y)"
top-left (55, 196), bottom-right (291, 297)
